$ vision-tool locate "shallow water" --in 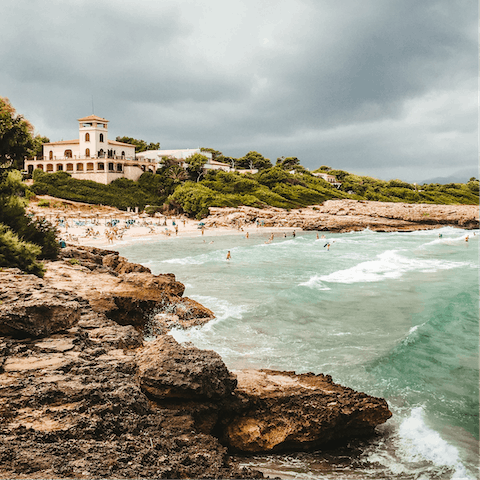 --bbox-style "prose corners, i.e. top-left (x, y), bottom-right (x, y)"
top-left (117, 227), bottom-right (479, 479)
